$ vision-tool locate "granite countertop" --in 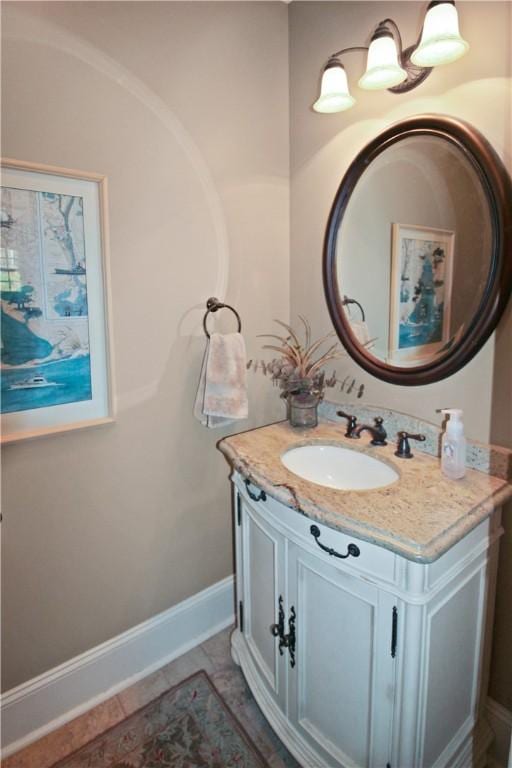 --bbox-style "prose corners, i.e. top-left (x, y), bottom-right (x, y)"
top-left (218, 420), bottom-right (512, 563)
